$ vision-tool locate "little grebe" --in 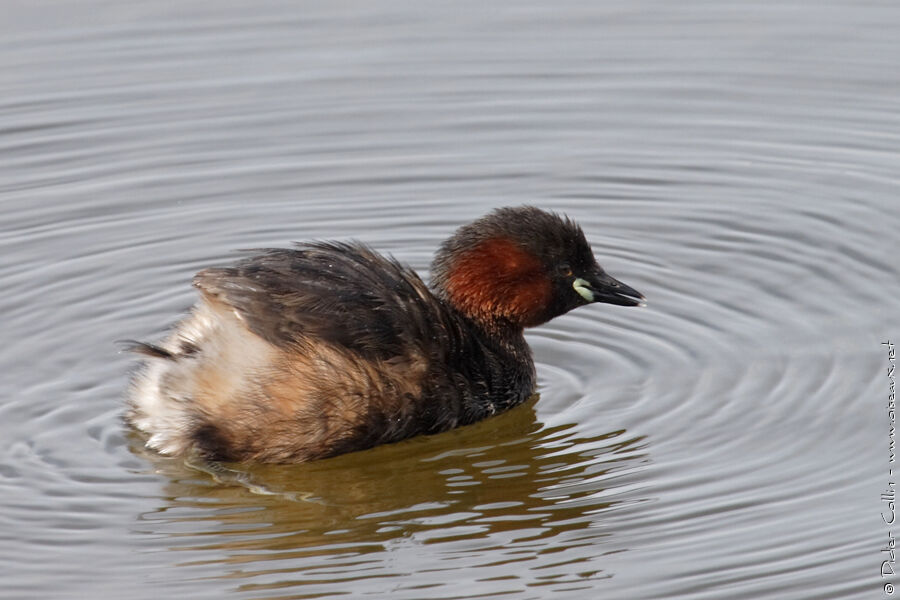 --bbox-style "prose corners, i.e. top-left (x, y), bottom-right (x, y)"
top-left (126, 206), bottom-right (644, 463)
